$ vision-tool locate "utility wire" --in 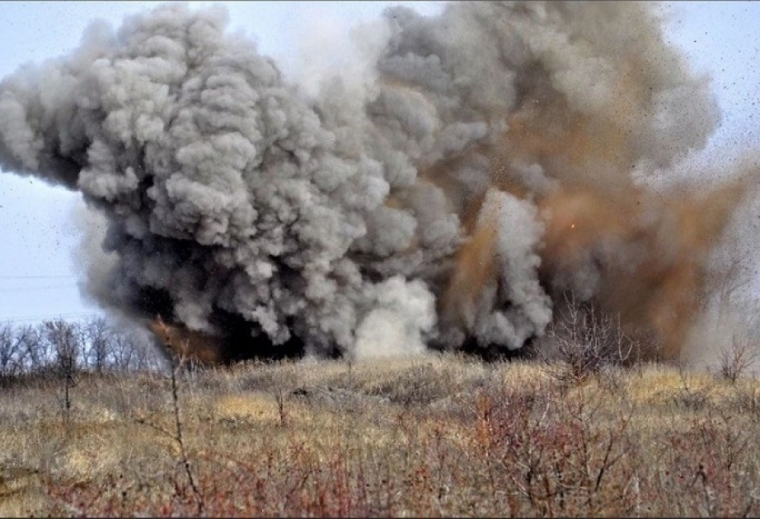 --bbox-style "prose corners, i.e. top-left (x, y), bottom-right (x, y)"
top-left (0, 275), bottom-right (78, 279)
top-left (0, 284), bottom-right (80, 293)
top-left (0, 312), bottom-right (103, 324)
